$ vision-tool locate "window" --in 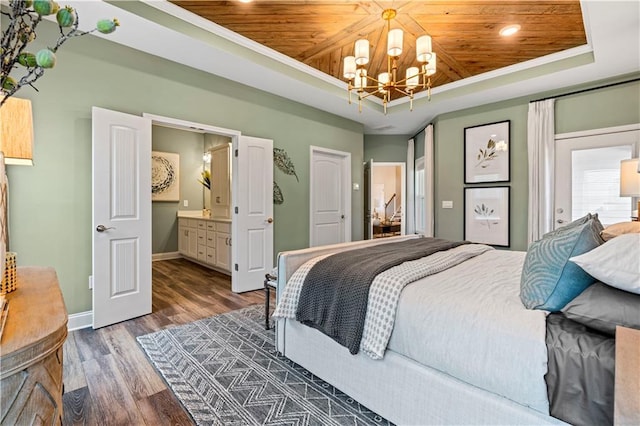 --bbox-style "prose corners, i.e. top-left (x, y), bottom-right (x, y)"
top-left (415, 157), bottom-right (425, 233)
top-left (571, 145), bottom-right (633, 225)
top-left (555, 127), bottom-right (639, 229)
